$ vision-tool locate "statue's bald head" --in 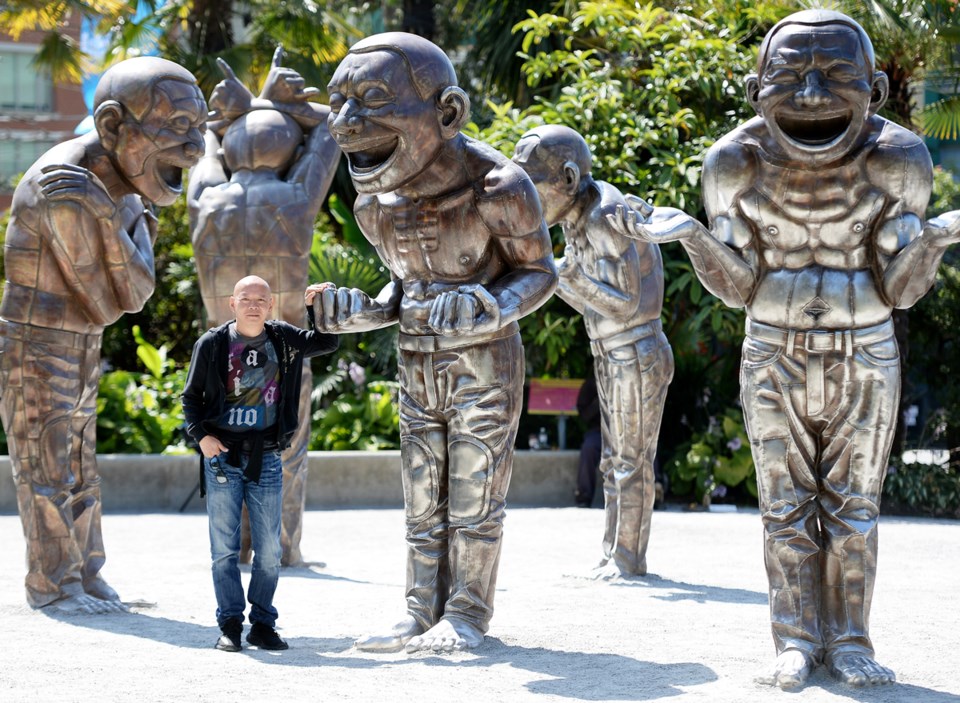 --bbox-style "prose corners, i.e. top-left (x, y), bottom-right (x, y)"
top-left (348, 32), bottom-right (458, 101)
top-left (515, 125), bottom-right (592, 178)
top-left (94, 56), bottom-right (200, 121)
top-left (758, 9), bottom-right (876, 77)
